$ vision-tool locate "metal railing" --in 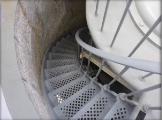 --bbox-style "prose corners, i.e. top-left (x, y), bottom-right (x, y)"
top-left (93, 0), bottom-right (161, 85)
top-left (76, 29), bottom-right (161, 74)
top-left (75, 28), bottom-right (161, 112)
top-left (77, 0), bottom-right (161, 115)
top-left (94, 0), bottom-right (161, 48)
